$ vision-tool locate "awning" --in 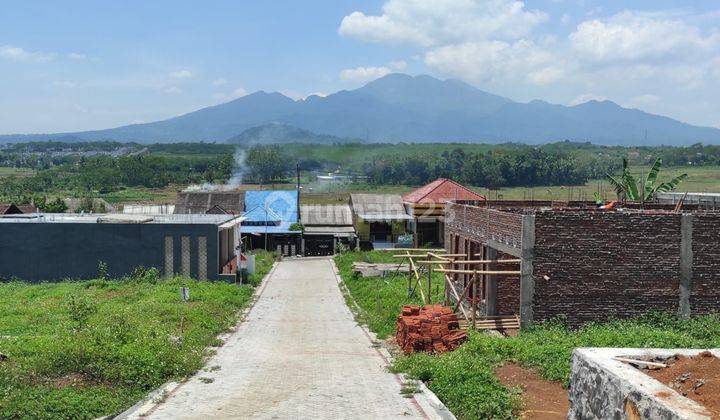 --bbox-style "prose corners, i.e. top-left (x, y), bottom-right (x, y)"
top-left (304, 226), bottom-right (356, 236)
top-left (357, 213), bottom-right (413, 221)
top-left (241, 221), bottom-right (301, 234)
